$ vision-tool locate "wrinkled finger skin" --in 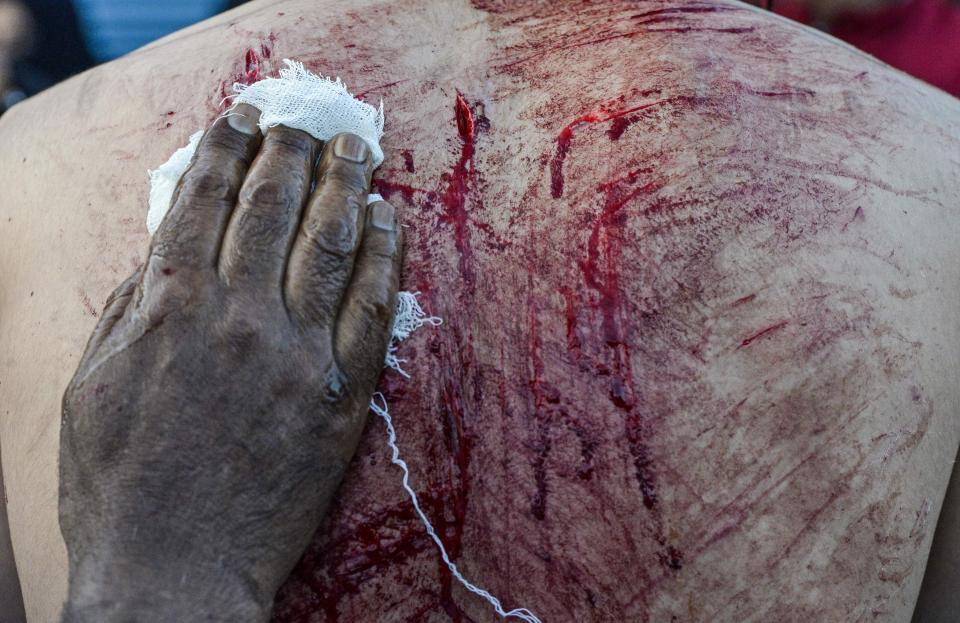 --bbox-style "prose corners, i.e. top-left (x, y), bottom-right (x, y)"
top-left (58, 108), bottom-right (403, 623)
